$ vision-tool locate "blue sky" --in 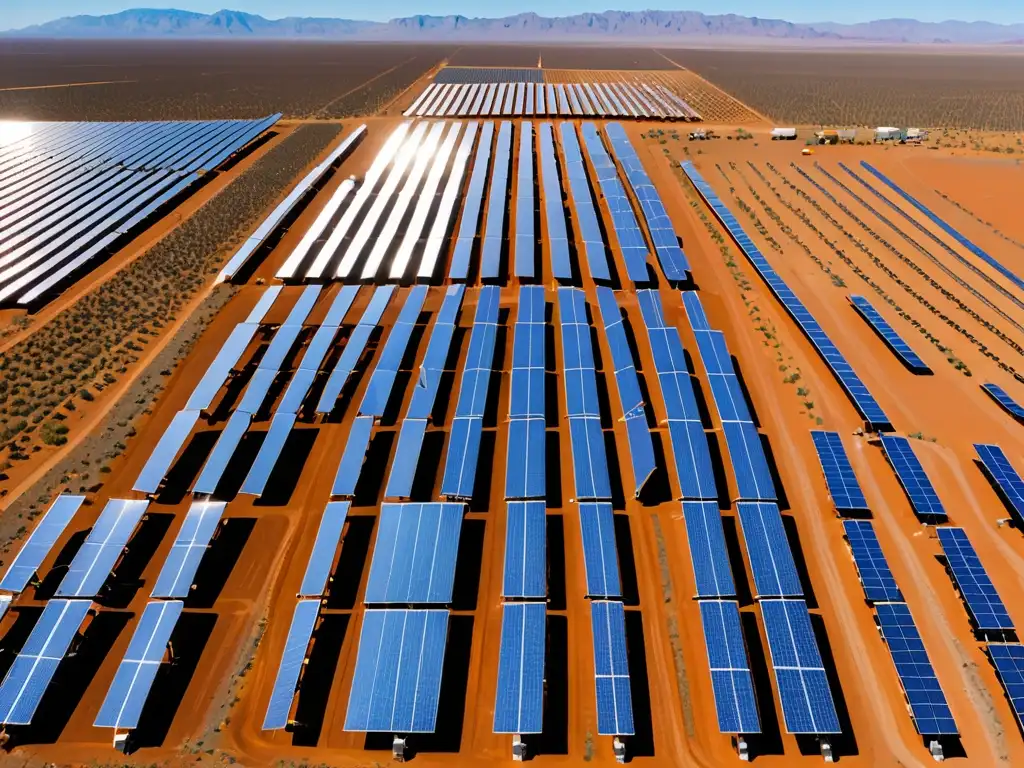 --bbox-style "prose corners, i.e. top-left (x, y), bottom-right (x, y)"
top-left (3, 1), bottom-right (1023, 29)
